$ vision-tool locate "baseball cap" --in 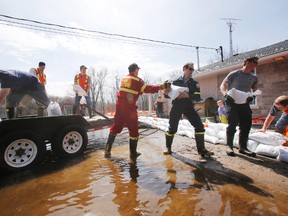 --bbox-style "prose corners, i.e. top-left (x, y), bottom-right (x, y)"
top-left (128, 63), bottom-right (140, 73)
top-left (39, 62), bottom-right (46, 67)
top-left (80, 65), bottom-right (87, 70)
